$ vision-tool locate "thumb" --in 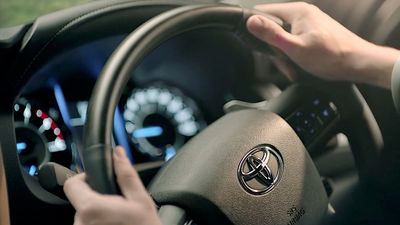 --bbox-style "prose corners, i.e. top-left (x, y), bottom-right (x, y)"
top-left (246, 15), bottom-right (300, 53)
